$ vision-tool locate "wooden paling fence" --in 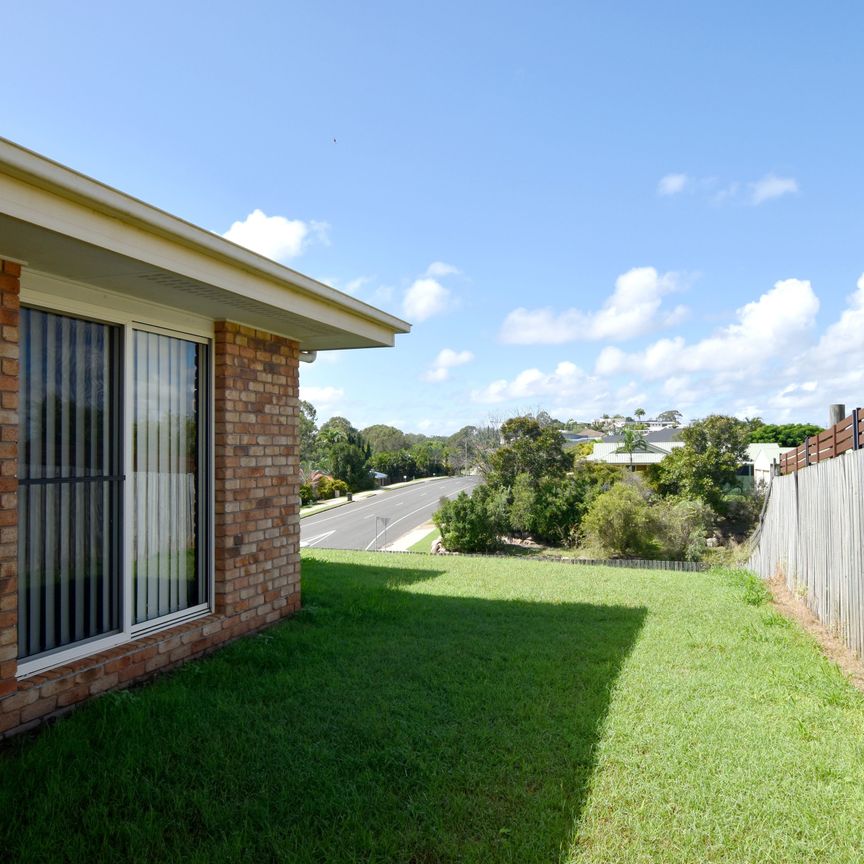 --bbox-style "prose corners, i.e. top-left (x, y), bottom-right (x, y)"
top-left (780, 407), bottom-right (864, 474)
top-left (749, 447), bottom-right (864, 658)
